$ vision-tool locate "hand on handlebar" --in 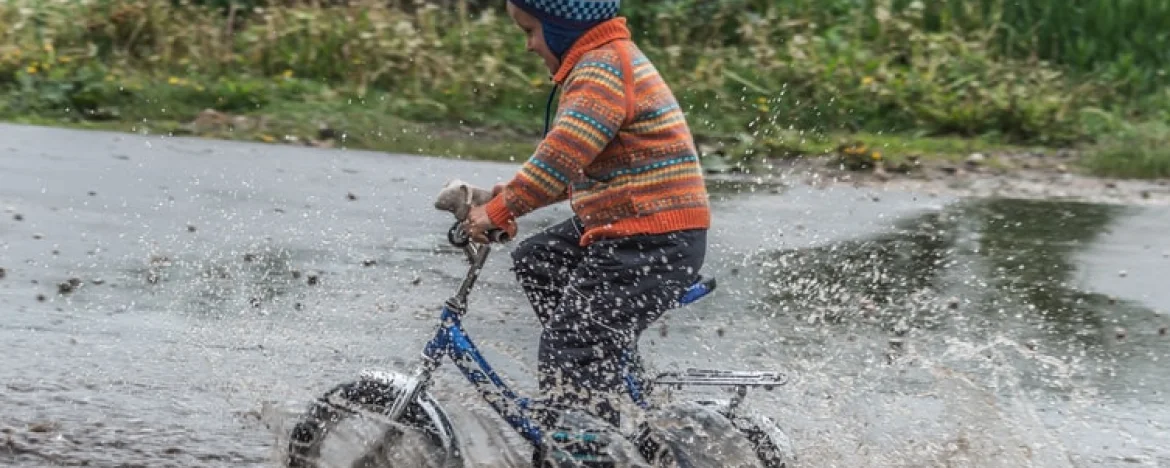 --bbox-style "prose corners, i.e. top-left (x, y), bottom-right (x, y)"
top-left (464, 223), bottom-right (512, 244)
top-left (464, 203), bottom-right (514, 244)
top-left (485, 228), bottom-right (511, 243)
